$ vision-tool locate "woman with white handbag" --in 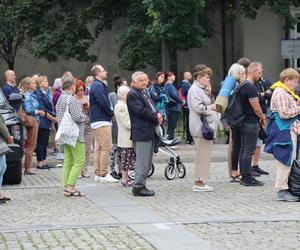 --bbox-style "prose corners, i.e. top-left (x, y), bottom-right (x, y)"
top-left (56, 75), bottom-right (87, 197)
